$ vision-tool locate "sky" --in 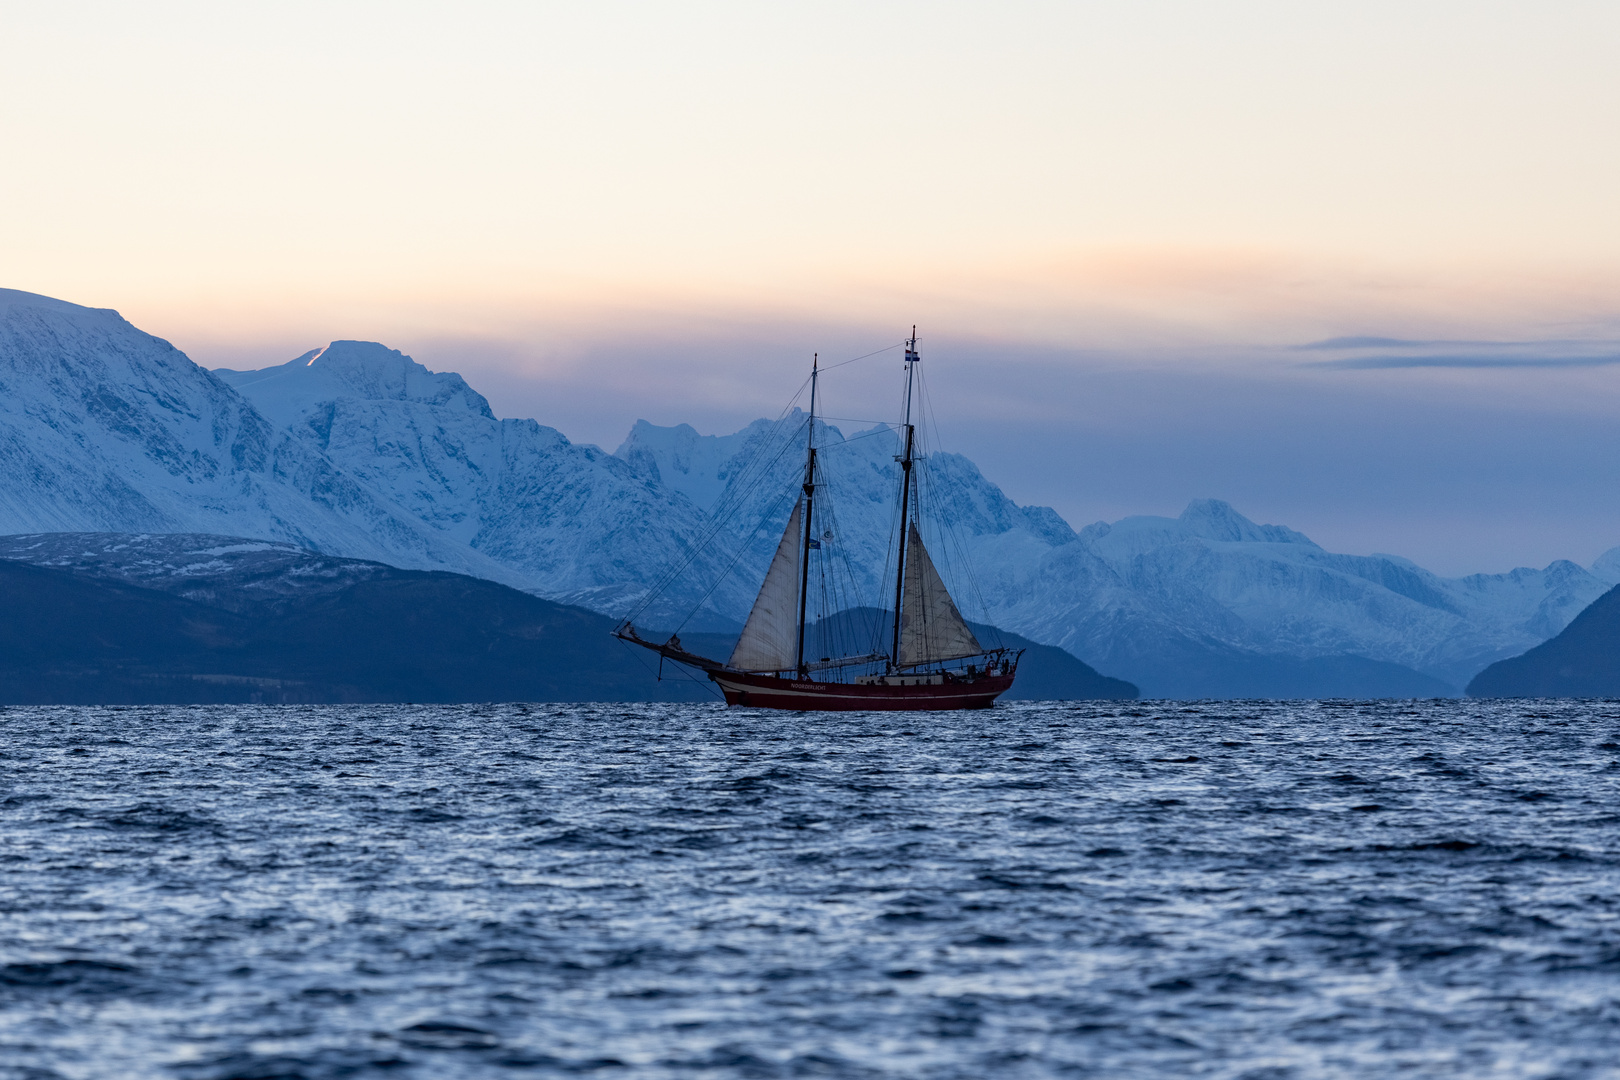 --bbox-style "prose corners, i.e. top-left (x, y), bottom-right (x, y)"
top-left (2, 1), bottom-right (1619, 574)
